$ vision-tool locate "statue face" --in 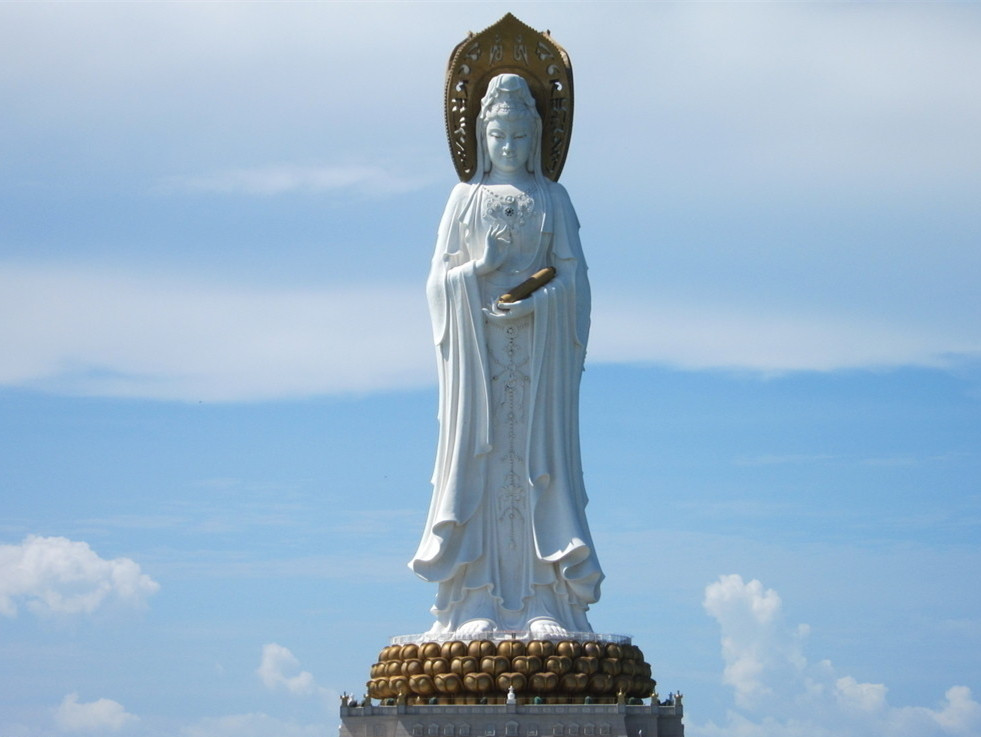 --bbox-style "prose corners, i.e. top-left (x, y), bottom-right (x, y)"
top-left (485, 118), bottom-right (533, 175)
